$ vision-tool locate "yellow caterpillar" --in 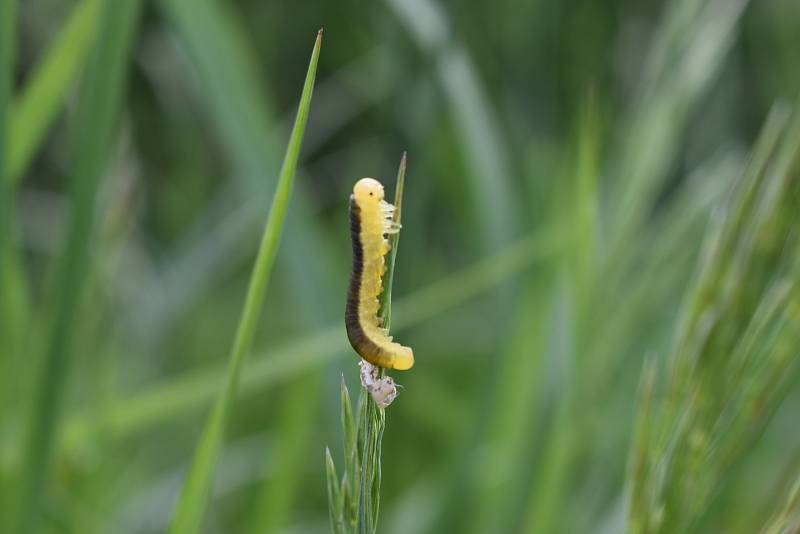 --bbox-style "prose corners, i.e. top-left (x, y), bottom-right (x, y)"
top-left (345, 178), bottom-right (414, 370)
